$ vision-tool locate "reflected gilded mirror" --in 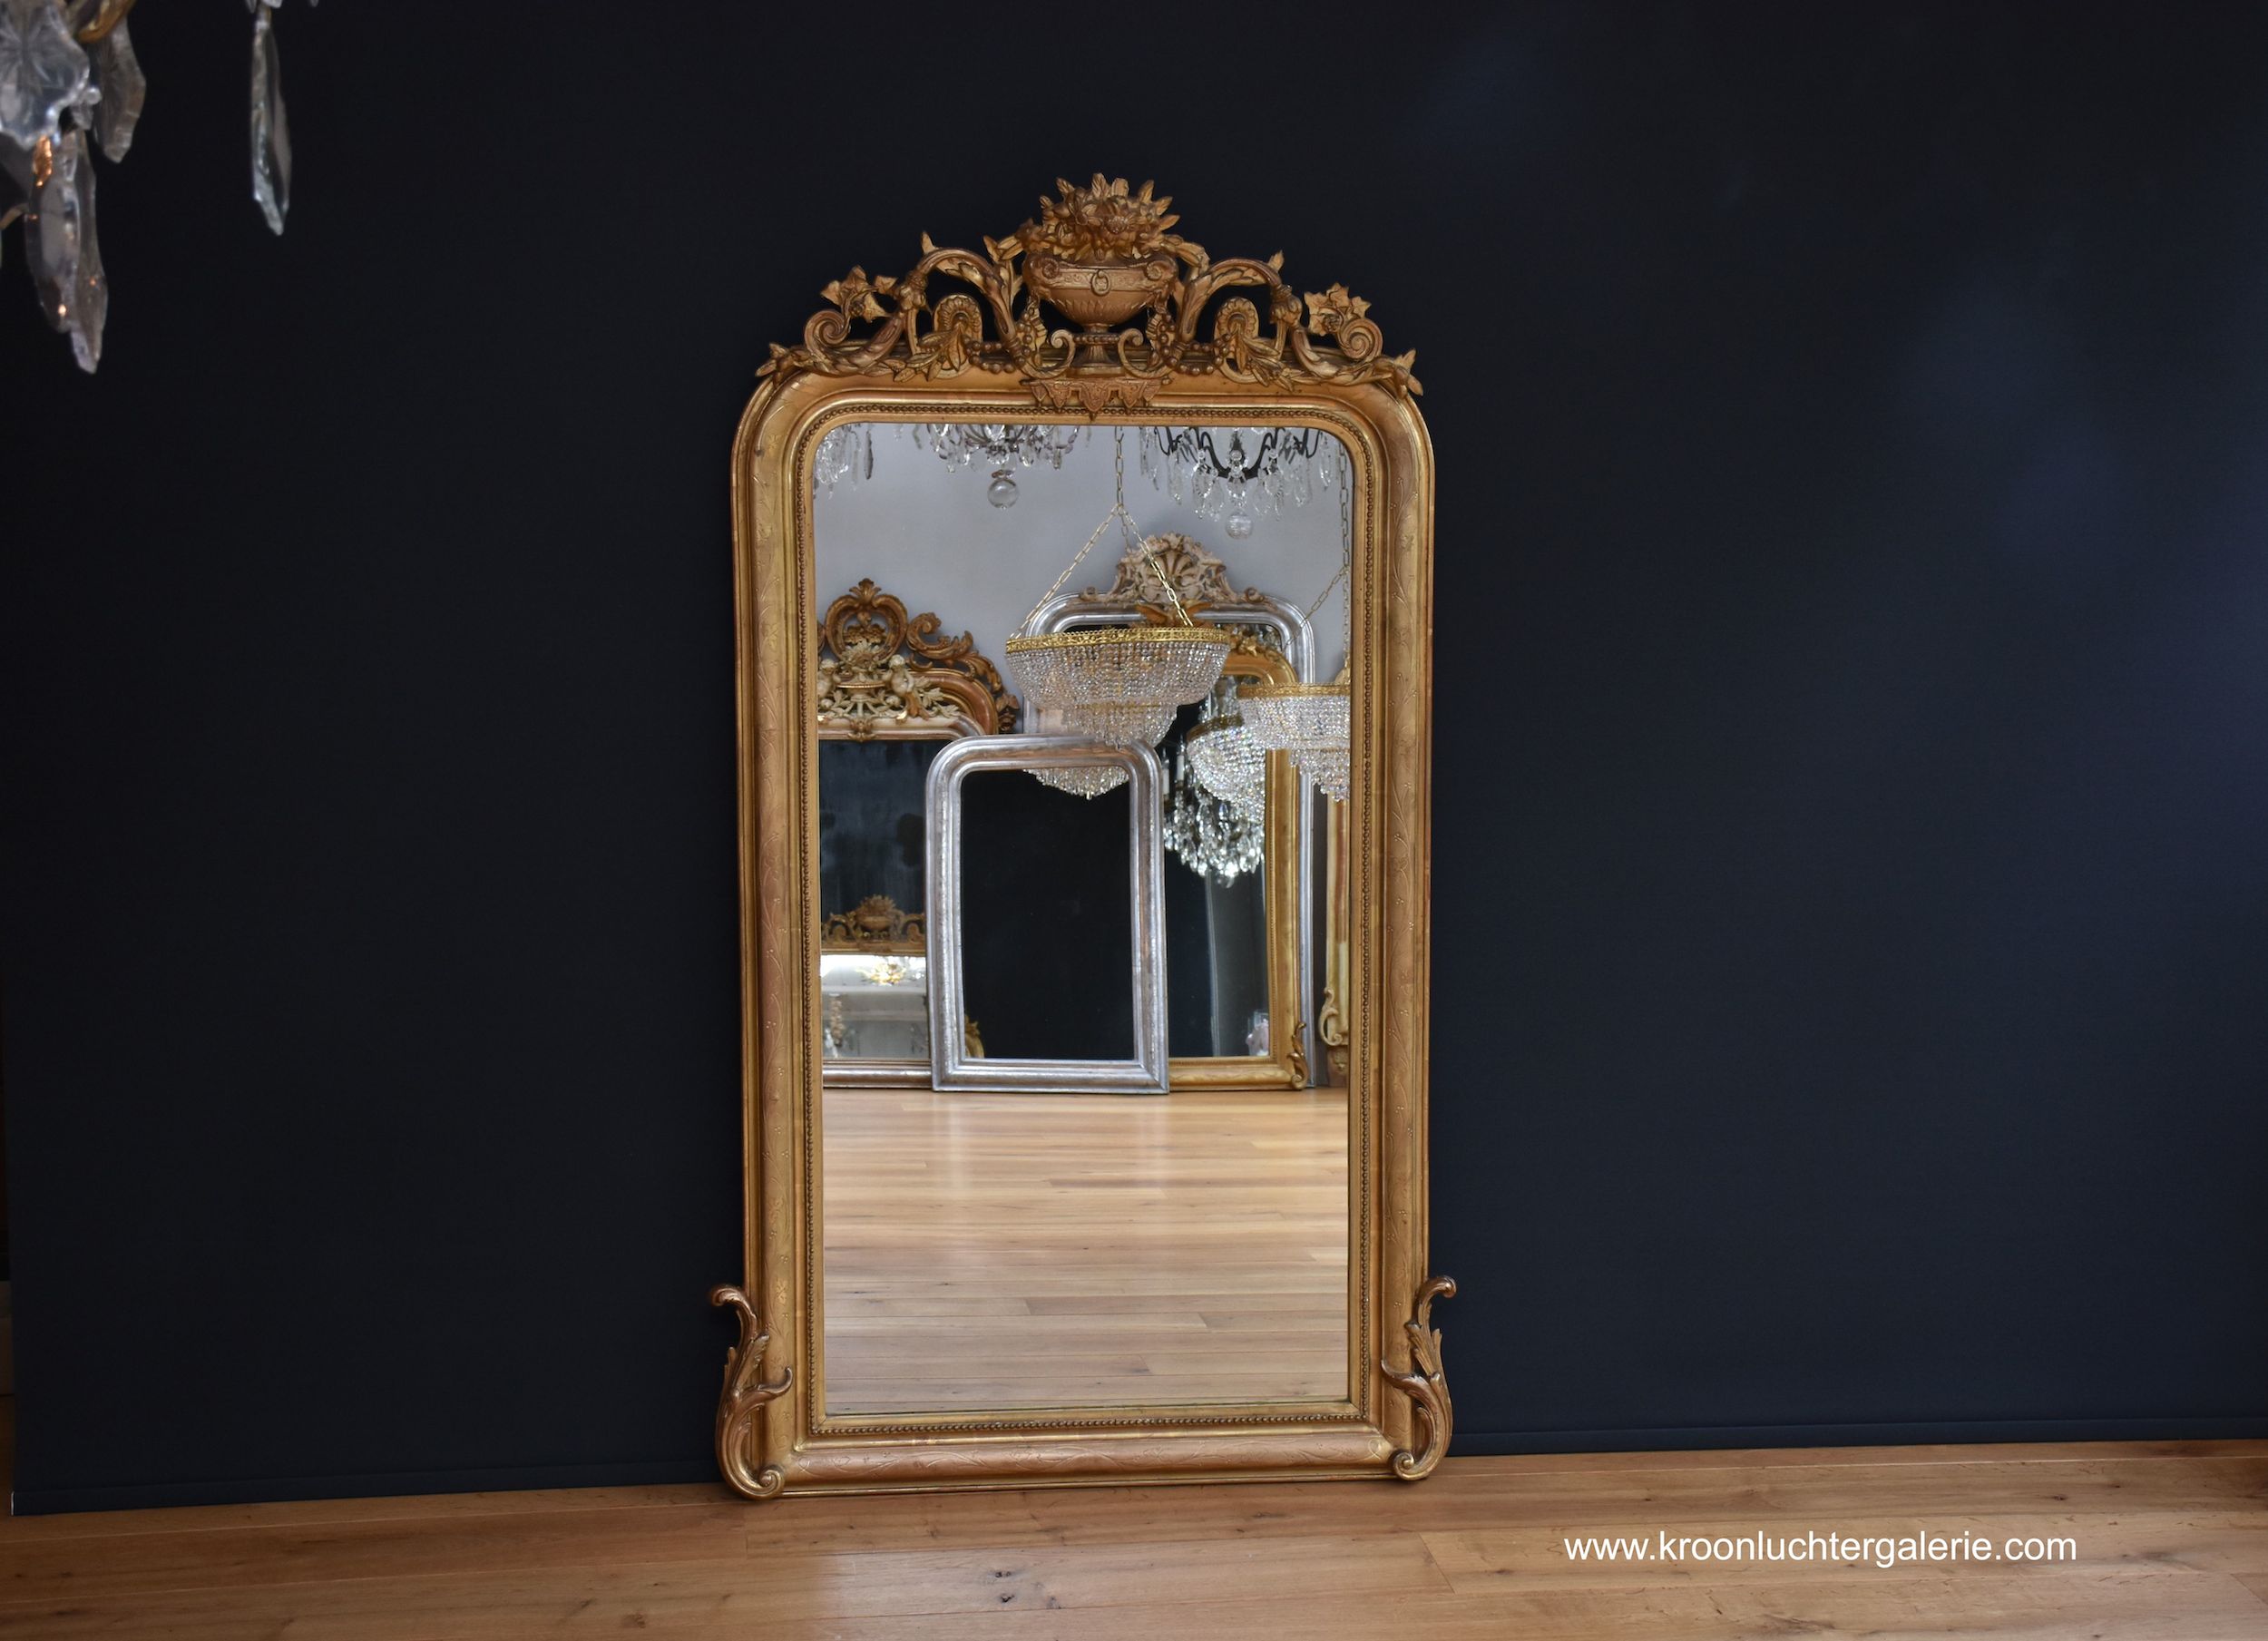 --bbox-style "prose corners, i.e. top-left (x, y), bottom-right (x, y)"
top-left (714, 175), bottom-right (1449, 1499)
